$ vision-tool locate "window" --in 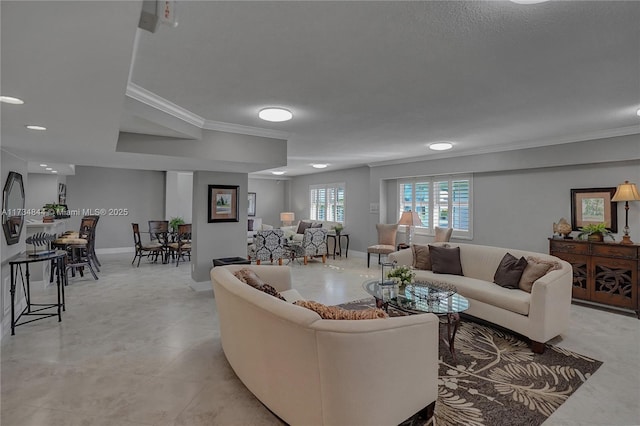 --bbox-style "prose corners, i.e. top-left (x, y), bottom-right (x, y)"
top-left (398, 175), bottom-right (472, 238)
top-left (310, 183), bottom-right (345, 223)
